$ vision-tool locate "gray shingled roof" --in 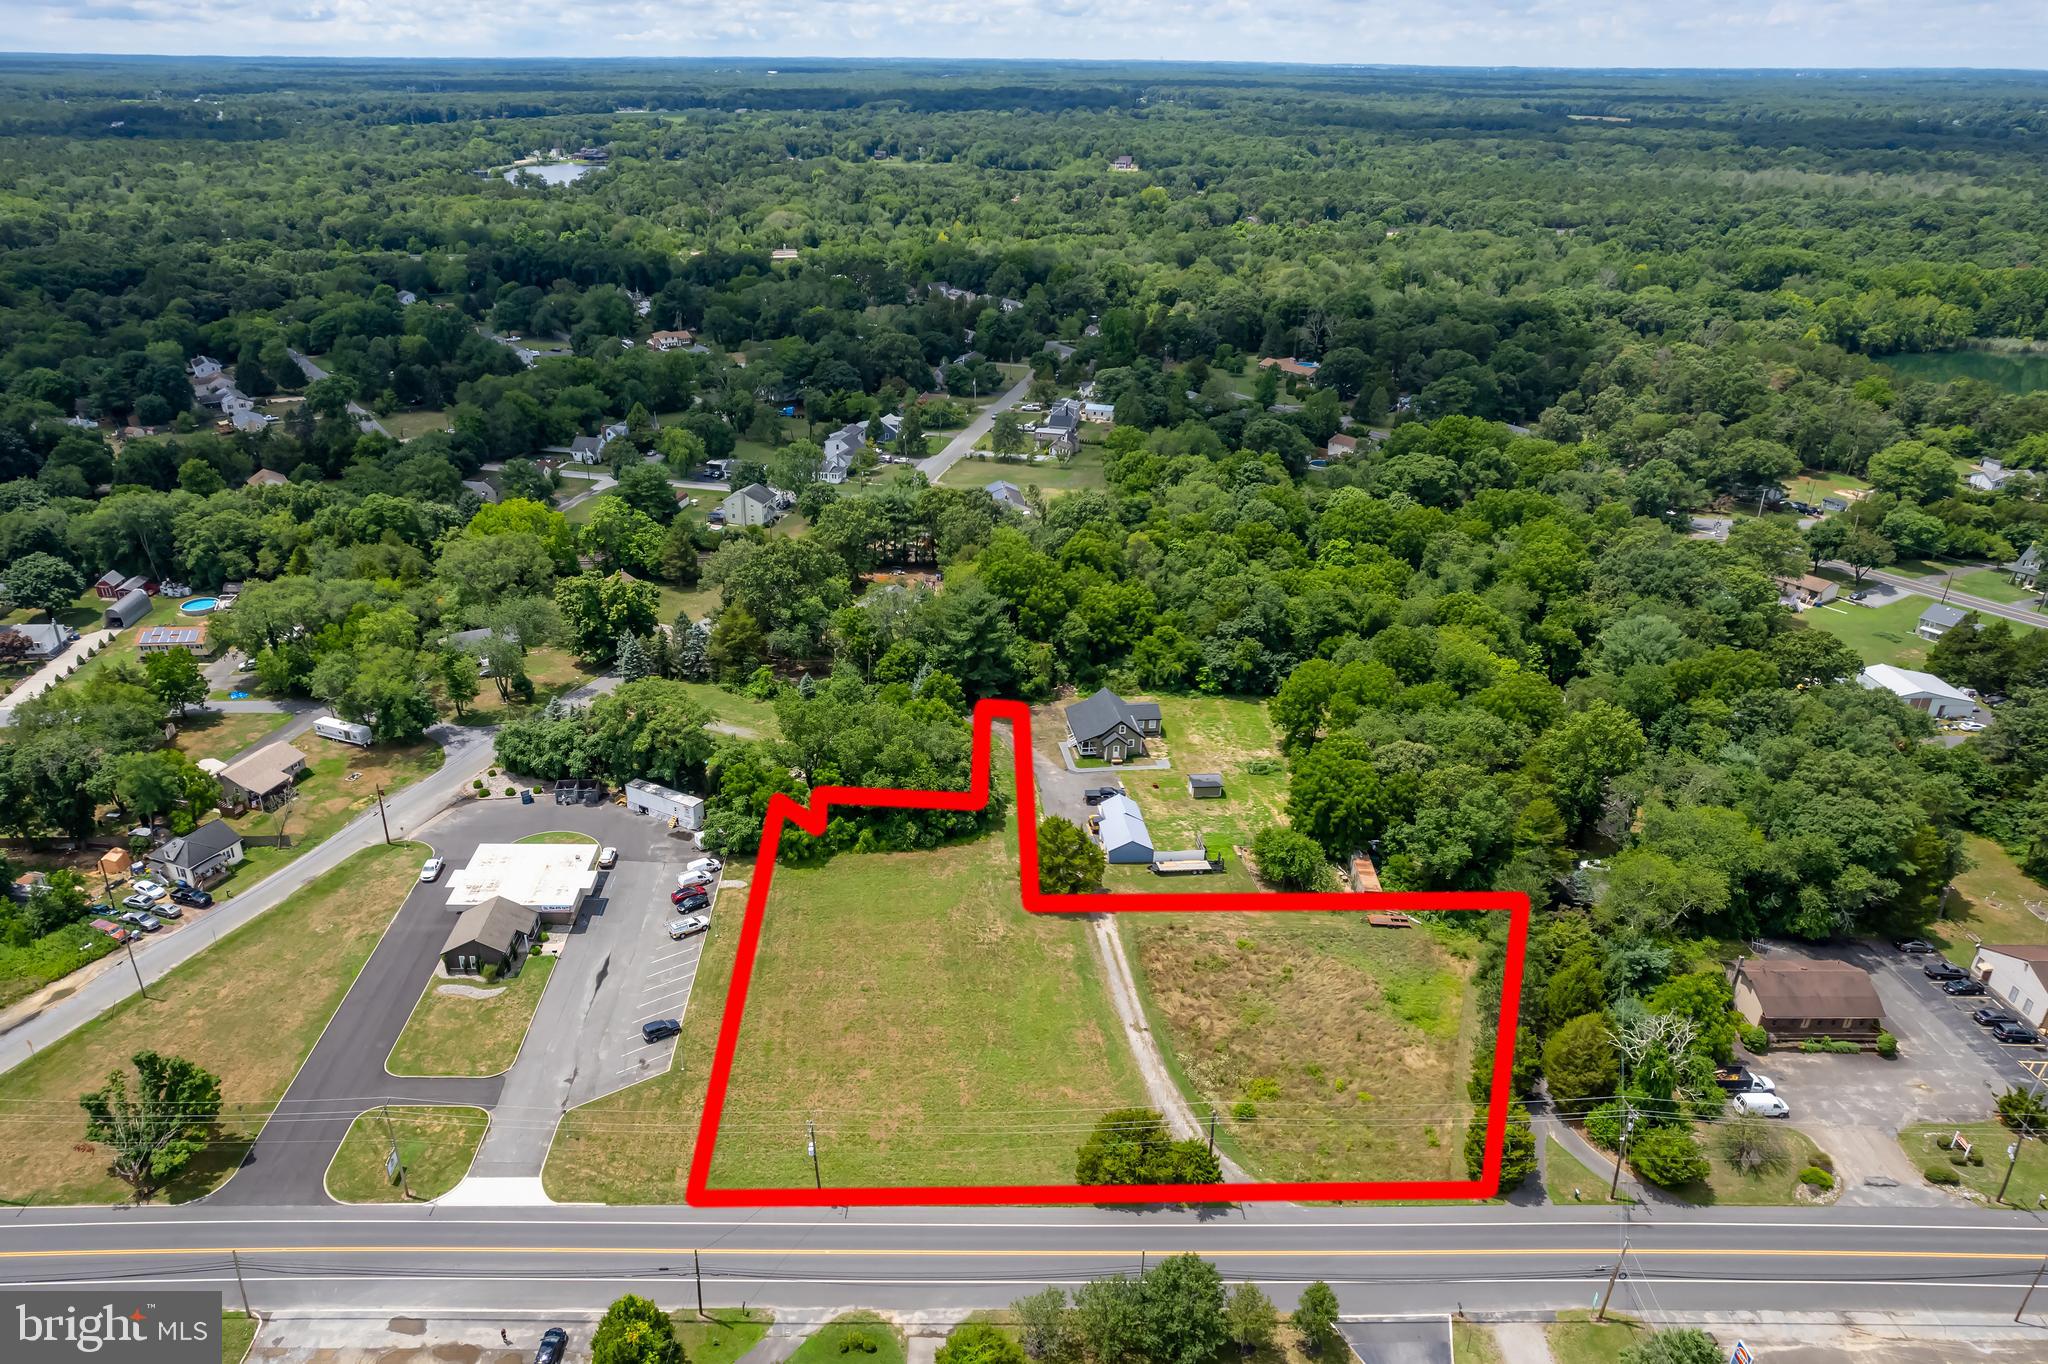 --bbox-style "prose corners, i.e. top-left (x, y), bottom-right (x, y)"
top-left (1066, 687), bottom-right (1145, 742)
top-left (1919, 603), bottom-right (1969, 630)
top-left (159, 819), bottom-right (242, 867)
